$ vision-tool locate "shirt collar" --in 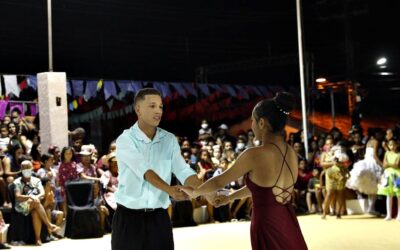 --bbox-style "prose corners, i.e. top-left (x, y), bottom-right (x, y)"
top-left (131, 122), bottom-right (166, 144)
